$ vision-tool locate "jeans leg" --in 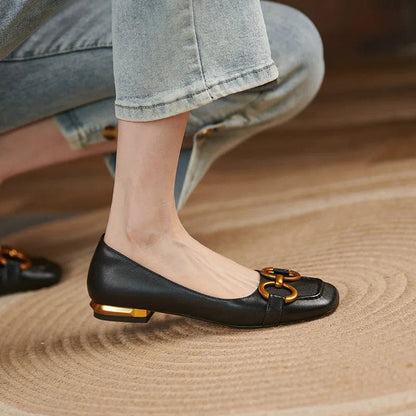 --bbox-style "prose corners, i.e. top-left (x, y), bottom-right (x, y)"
top-left (53, 99), bottom-right (117, 150)
top-left (0, 0), bottom-right (71, 60)
top-left (0, 0), bottom-right (113, 134)
top-left (111, 0), bottom-right (278, 121)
